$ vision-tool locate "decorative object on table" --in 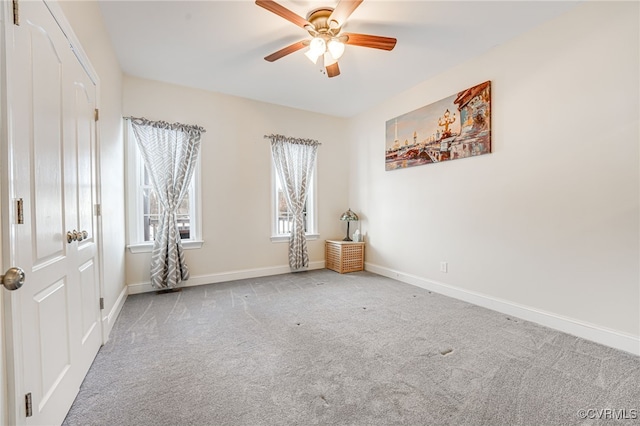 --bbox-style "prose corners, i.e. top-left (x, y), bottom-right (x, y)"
top-left (352, 229), bottom-right (362, 242)
top-left (385, 80), bottom-right (491, 171)
top-left (340, 208), bottom-right (359, 241)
